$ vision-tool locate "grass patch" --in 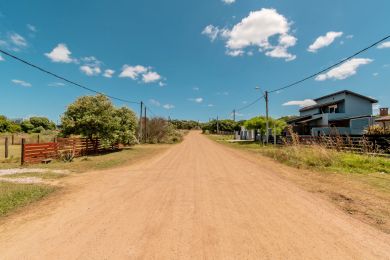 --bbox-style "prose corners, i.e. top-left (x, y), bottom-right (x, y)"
top-left (0, 182), bottom-right (56, 216)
